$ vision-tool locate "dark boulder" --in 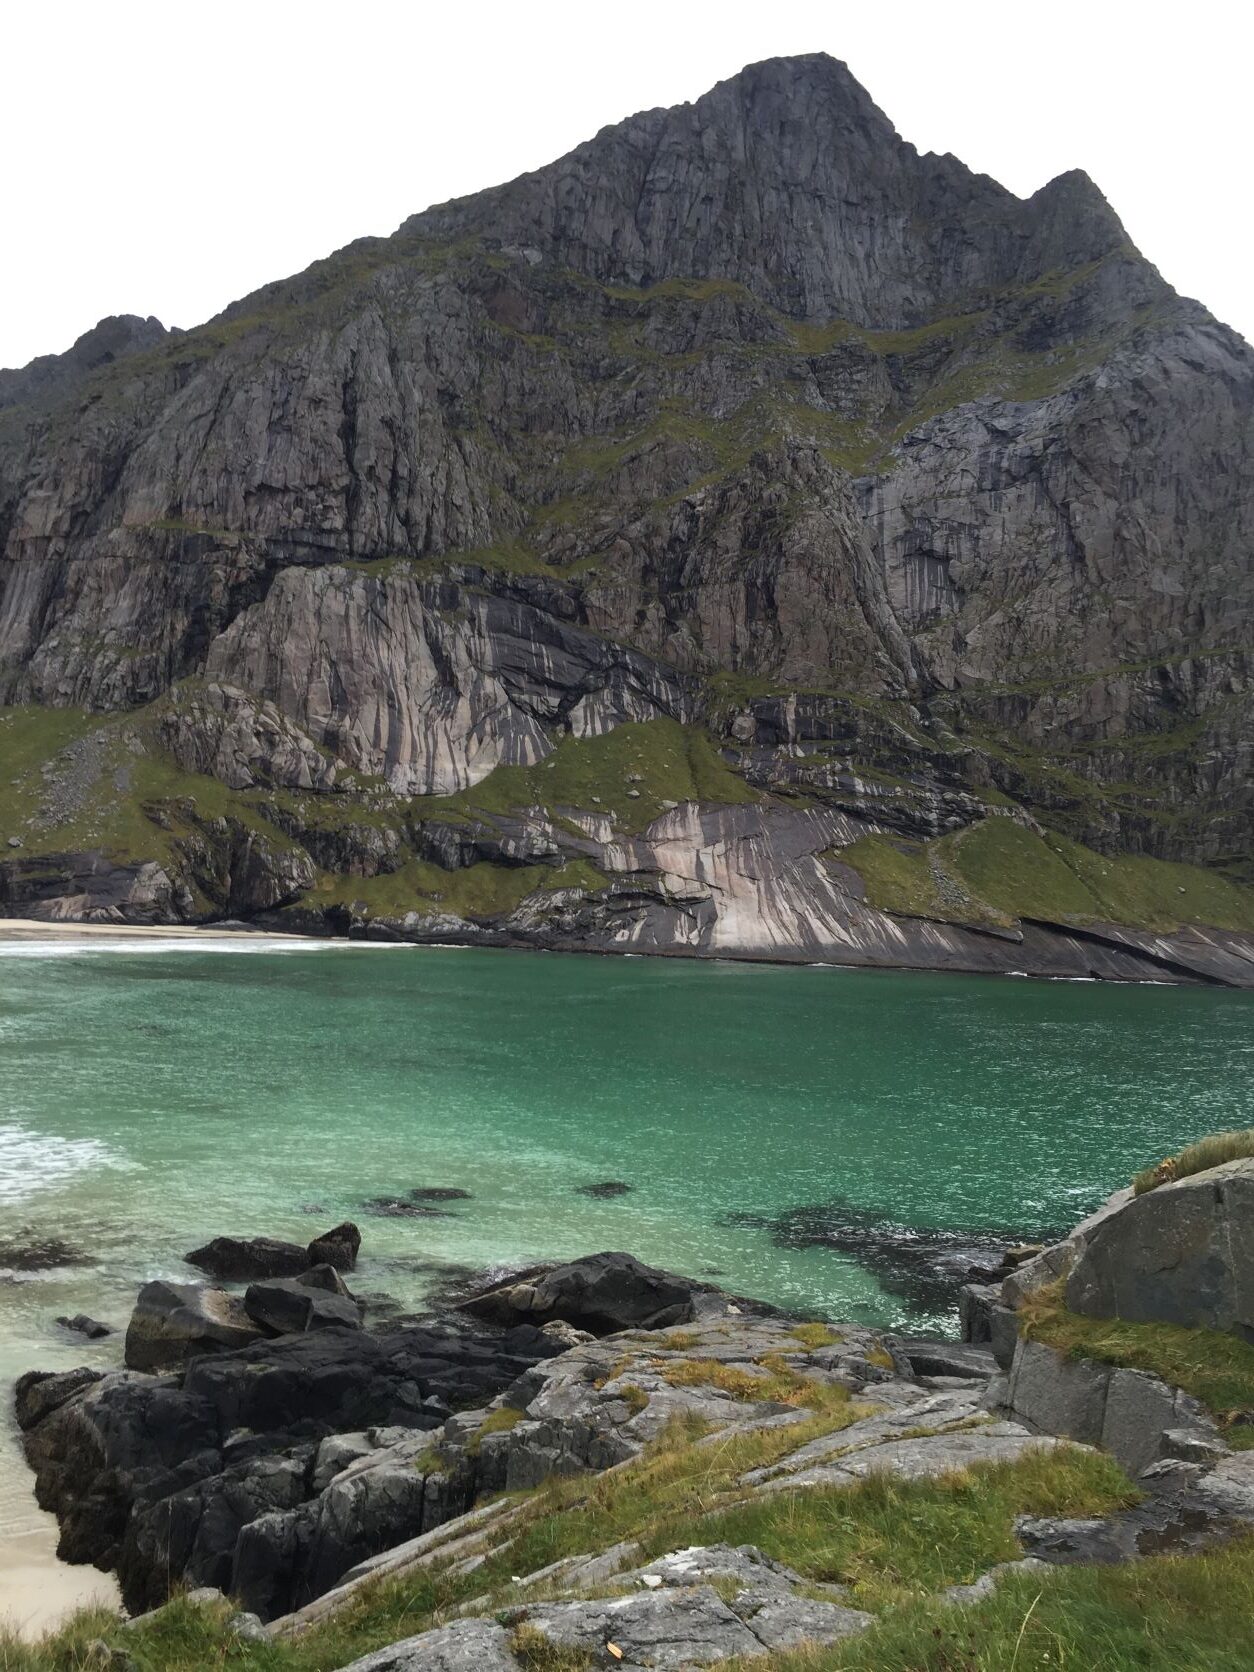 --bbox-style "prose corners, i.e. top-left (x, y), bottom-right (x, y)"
top-left (19, 1313), bottom-right (569, 1619)
top-left (408, 1187), bottom-right (472, 1202)
top-left (185, 1235), bottom-right (309, 1282)
top-left (56, 1313), bottom-right (113, 1340)
top-left (244, 1268), bottom-right (363, 1336)
top-left (576, 1181), bottom-right (632, 1198)
top-left (460, 1252), bottom-right (701, 1335)
top-left (124, 1280), bottom-right (267, 1371)
top-left (15, 1367), bottom-right (104, 1431)
top-left (307, 1222), bottom-right (361, 1272)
